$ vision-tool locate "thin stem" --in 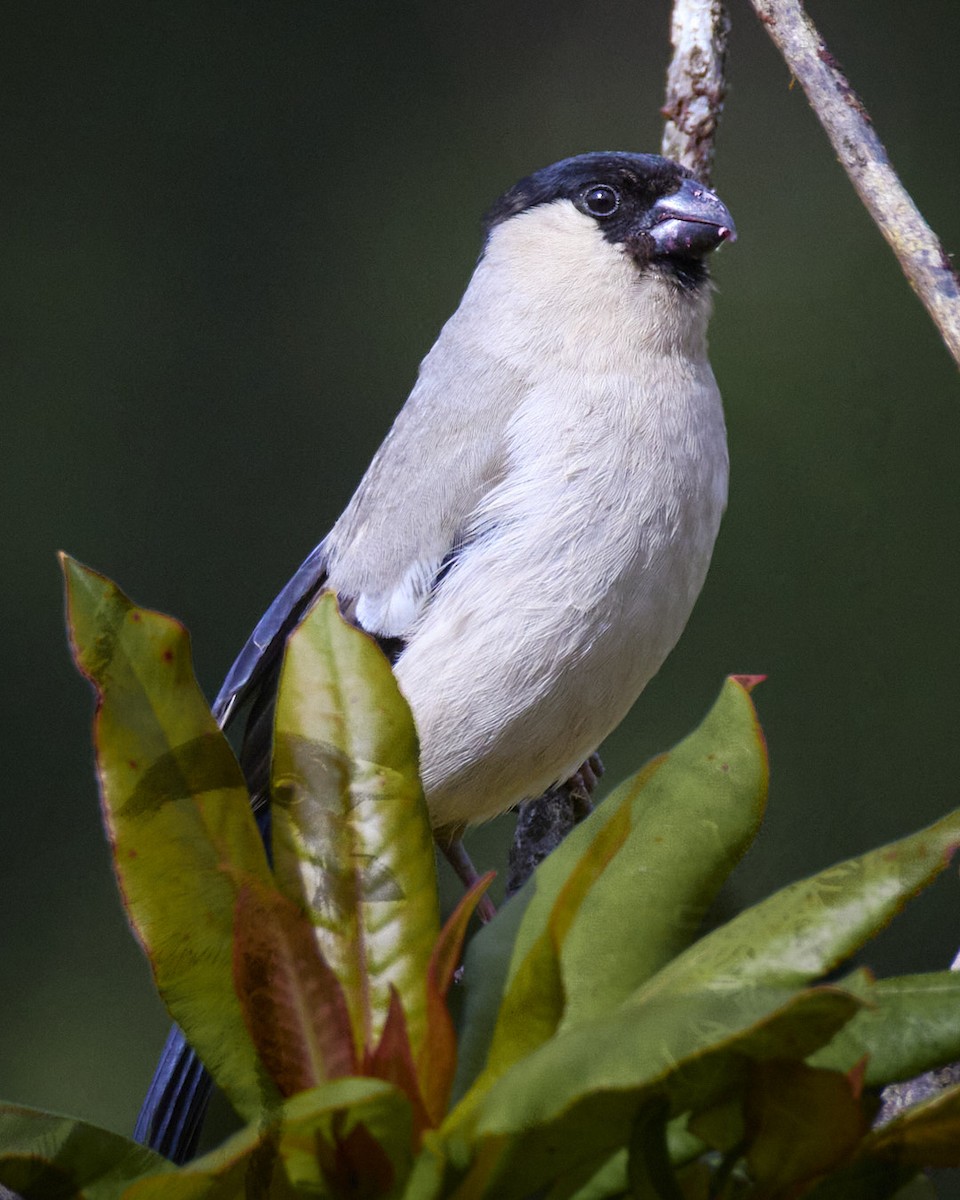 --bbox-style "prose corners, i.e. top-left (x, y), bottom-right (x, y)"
top-left (748, 0), bottom-right (960, 368)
